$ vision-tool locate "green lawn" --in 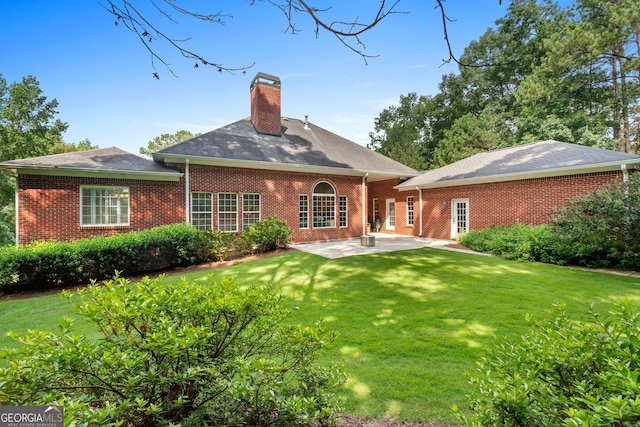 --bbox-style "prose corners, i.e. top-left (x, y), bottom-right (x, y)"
top-left (2, 247), bottom-right (640, 424)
